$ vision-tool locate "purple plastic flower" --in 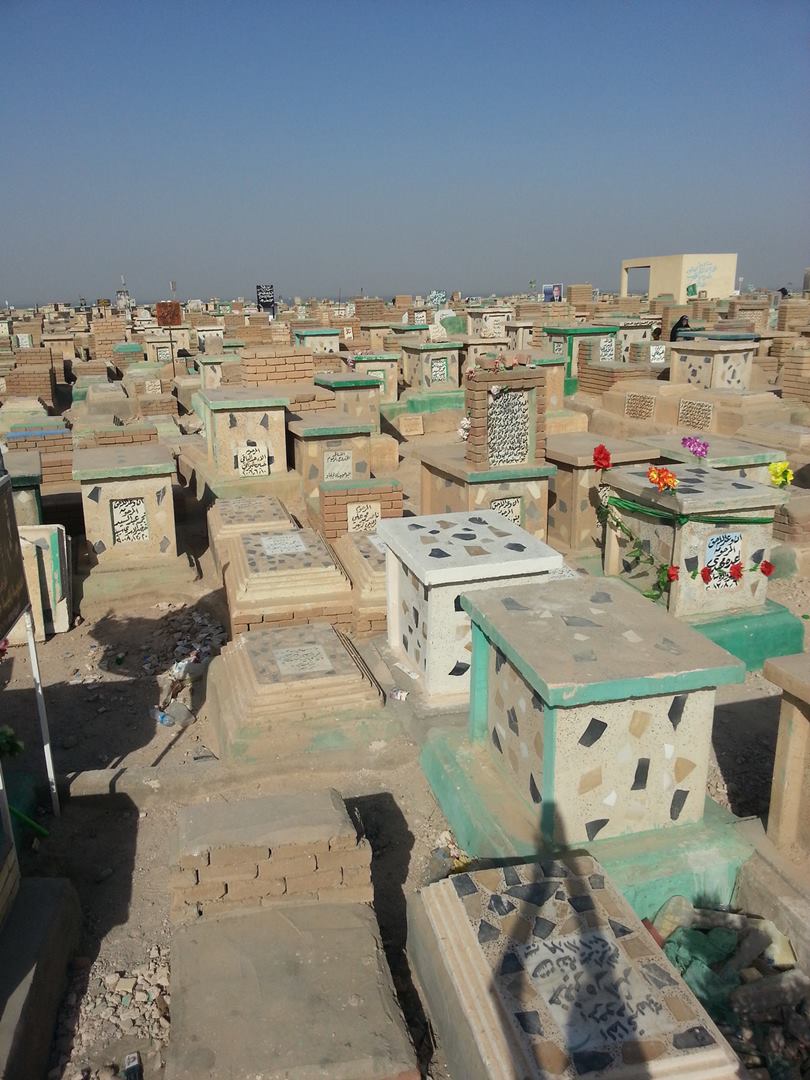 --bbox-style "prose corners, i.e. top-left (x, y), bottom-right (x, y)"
top-left (681, 436), bottom-right (709, 459)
